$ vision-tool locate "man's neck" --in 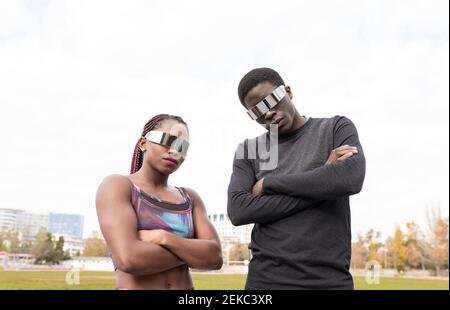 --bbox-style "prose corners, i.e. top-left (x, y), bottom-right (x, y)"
top-left (288, 112), bottom-right (305, 133)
